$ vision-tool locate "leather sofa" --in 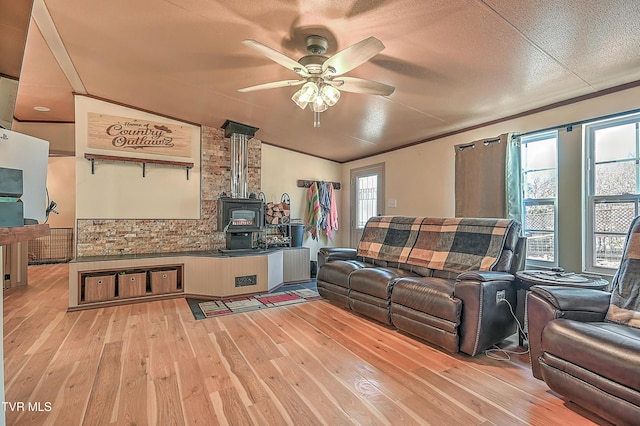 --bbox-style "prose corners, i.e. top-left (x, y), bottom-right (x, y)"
top-left (317, 216), bottom-right (526, 356)
top-left (527, 286), bottom-right (640, 425)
